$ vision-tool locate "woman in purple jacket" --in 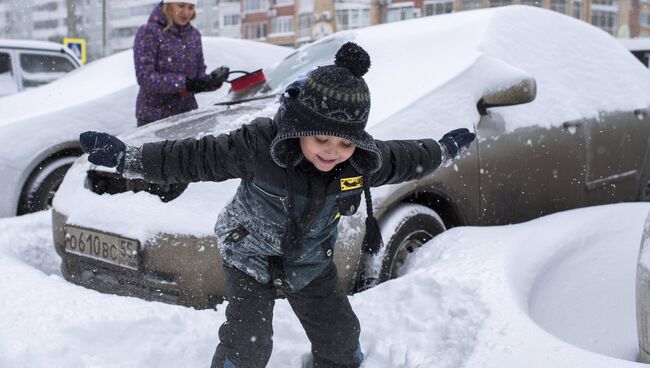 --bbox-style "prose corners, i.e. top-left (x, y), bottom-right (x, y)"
top-left (134, 1), bottom-right (229, 126)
